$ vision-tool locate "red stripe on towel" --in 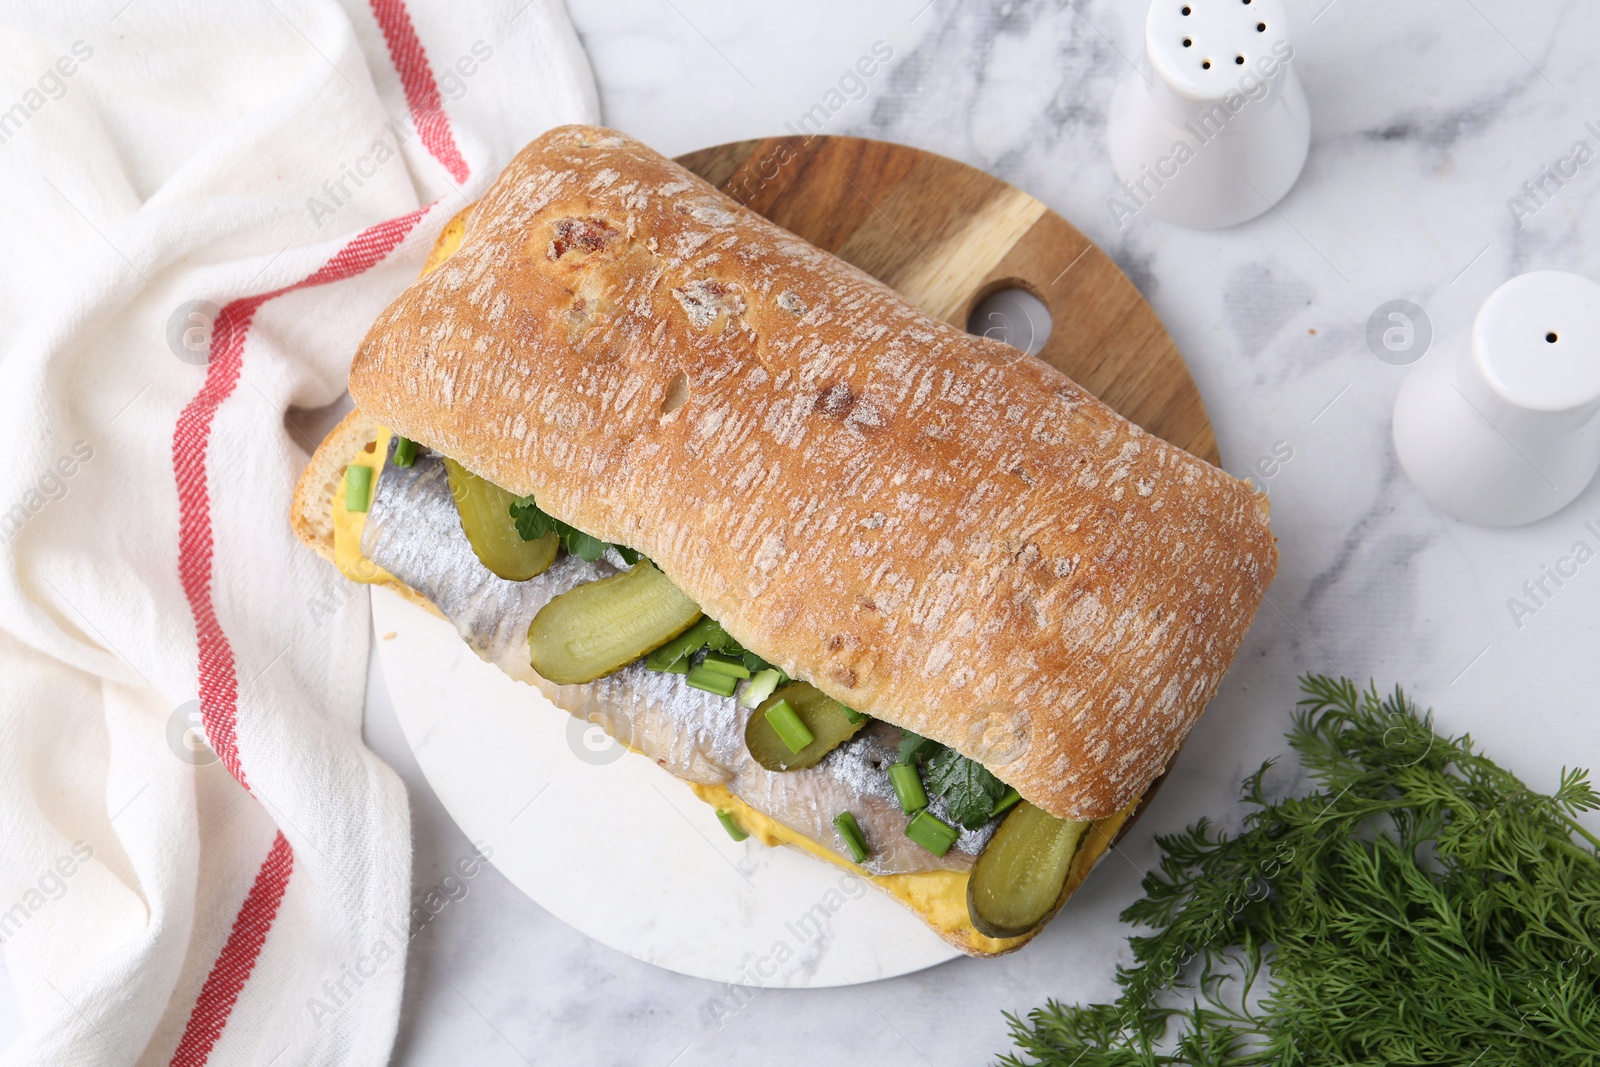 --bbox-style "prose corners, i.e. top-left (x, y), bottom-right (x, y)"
top-left (167, 831), bottom-right (294, 1067)
top-left (167, 205), bottom-right (429, 1063)
top-left (369, 0), bottom-right (471, 183)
